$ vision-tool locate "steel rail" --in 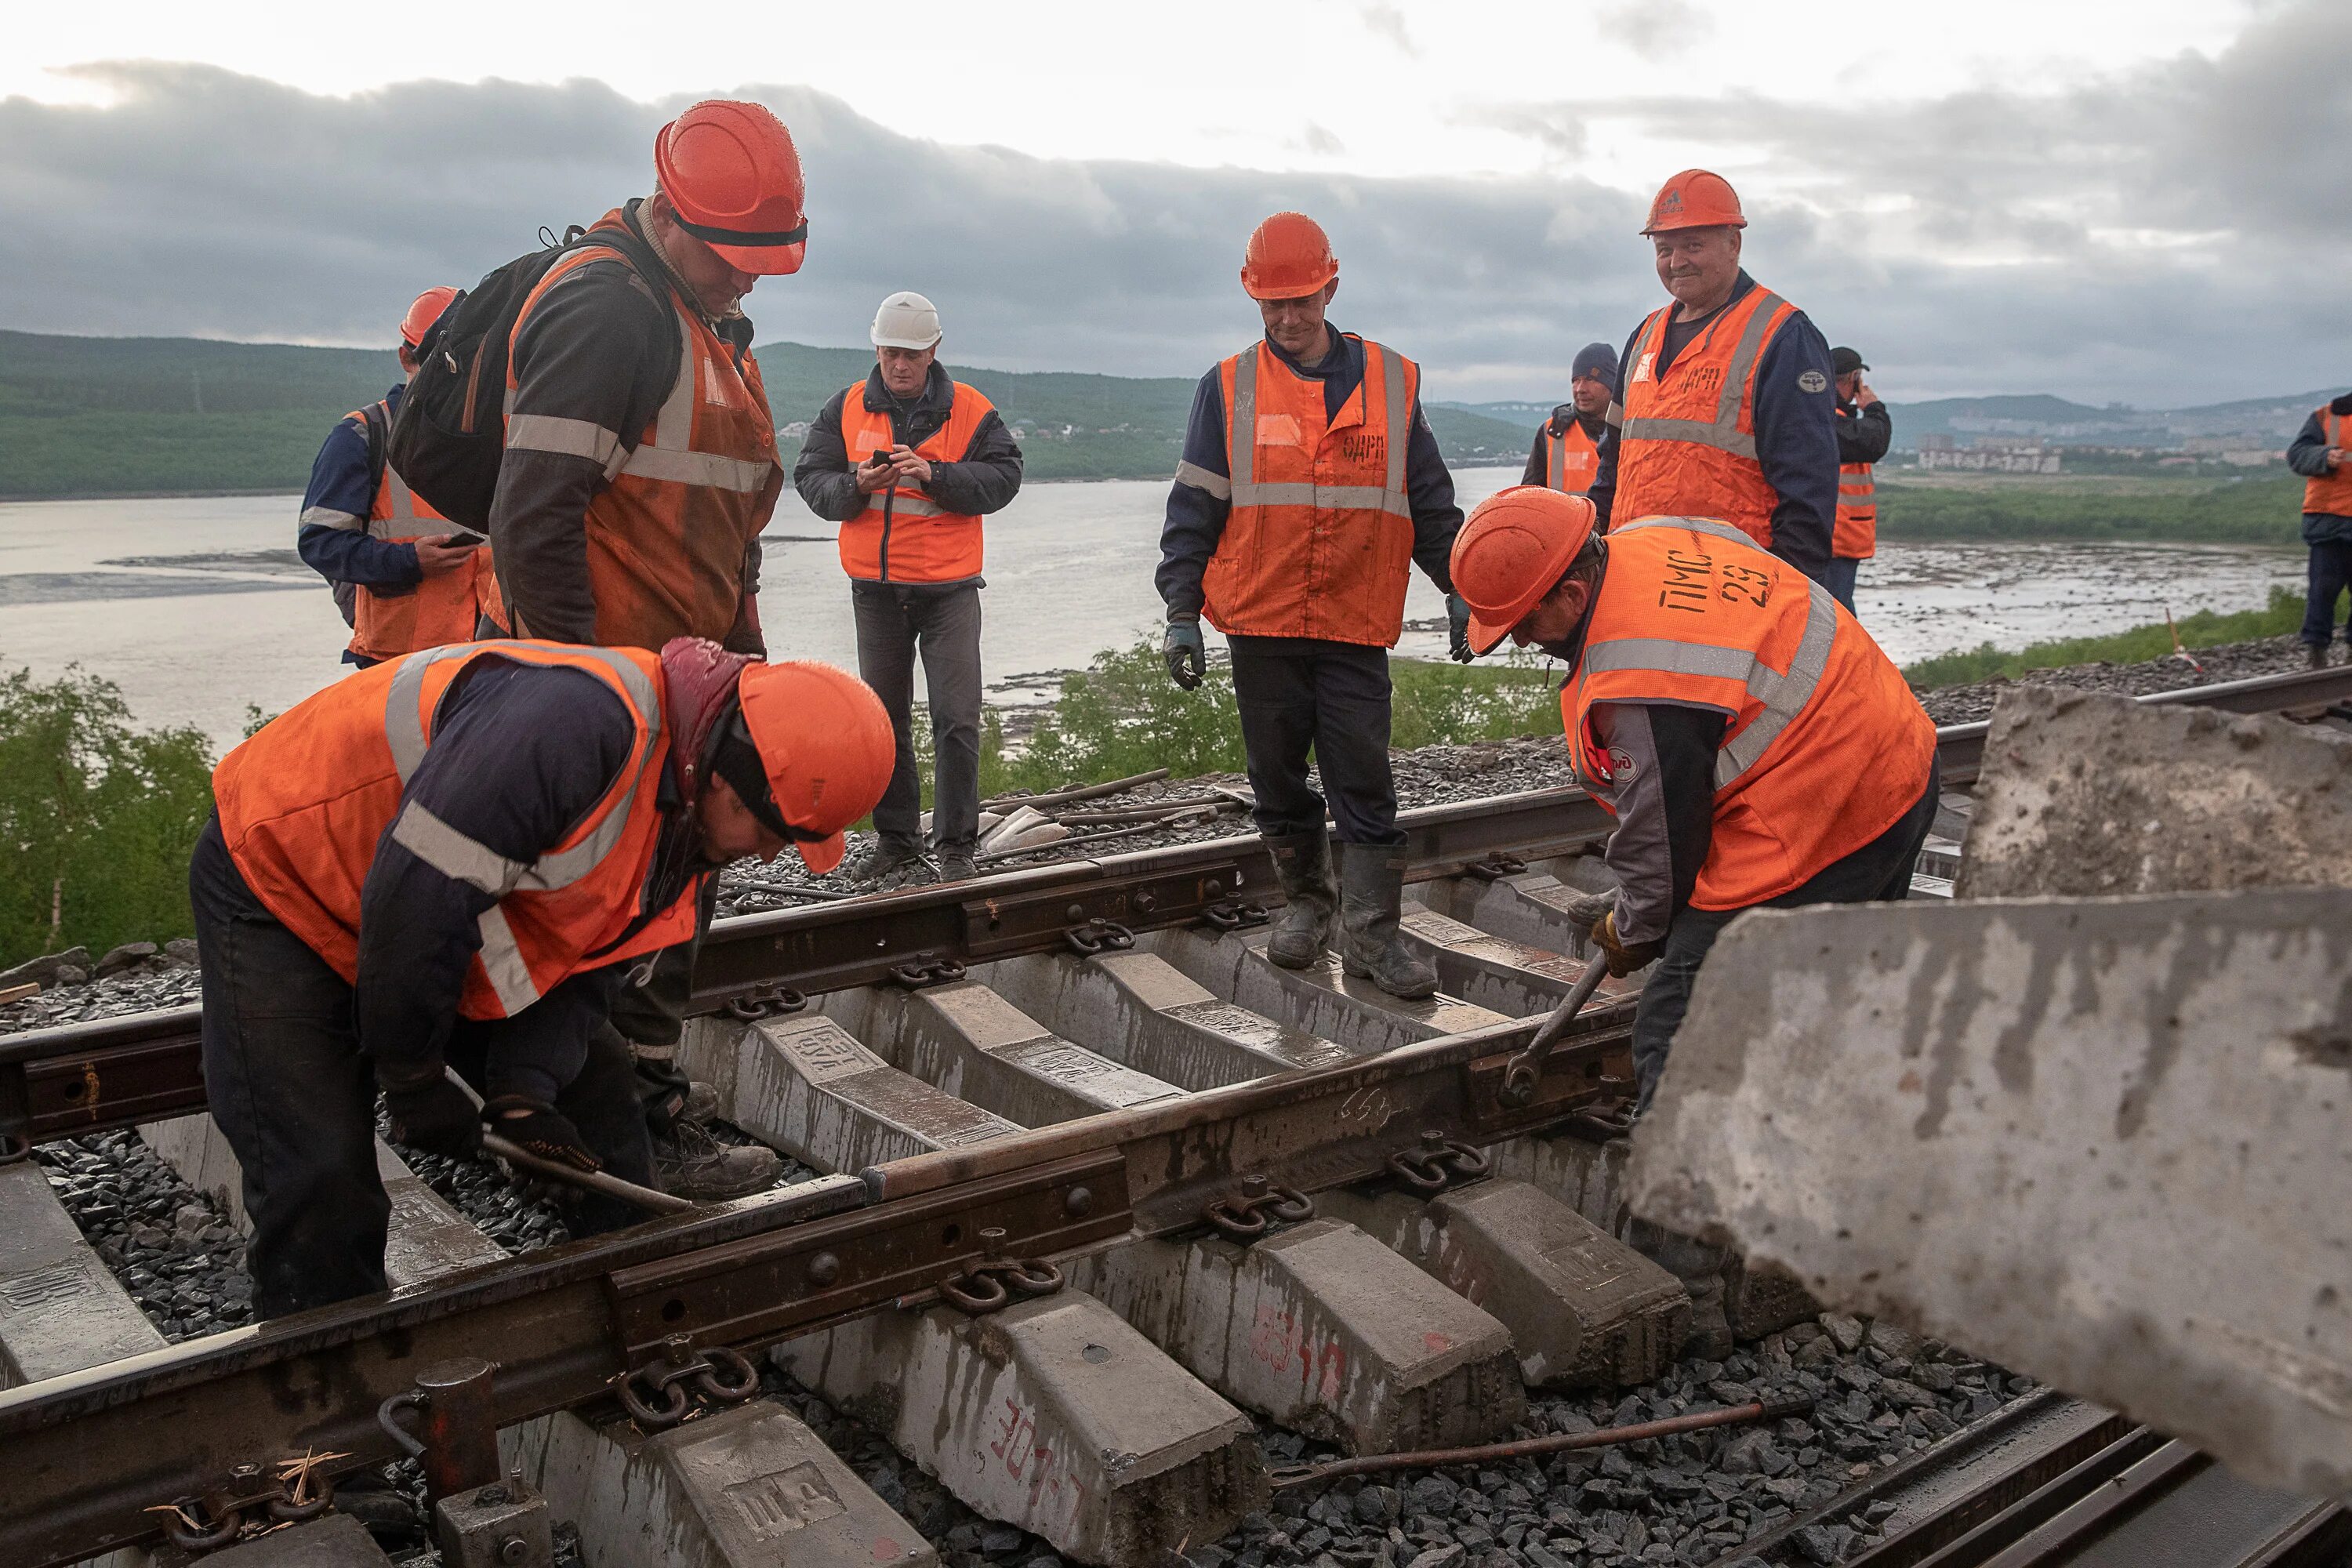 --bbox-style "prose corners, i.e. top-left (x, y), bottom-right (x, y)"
top-left (0, 1006), bottom-right (1633, 1568)
top-left (9, 659), bottom-right (2350, 1150)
